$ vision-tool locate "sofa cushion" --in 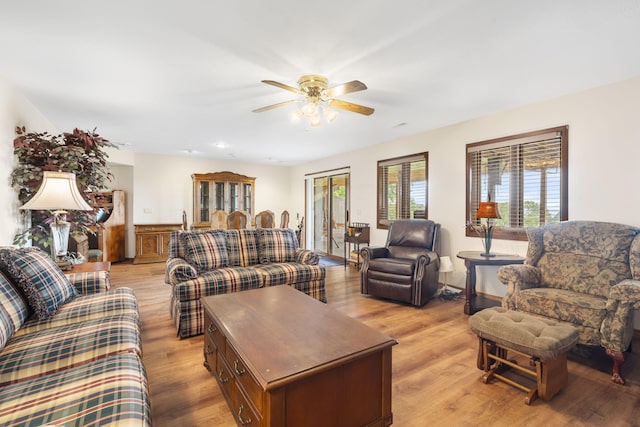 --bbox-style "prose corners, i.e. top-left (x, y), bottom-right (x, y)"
top-left (173, 267), bottom-right (263, 302)
top-left (515, 287), bottom-right (607, 335)
top-left (181, 230), bottom-right (229, 273)
top-left (257, 228), bottom-right (298, 264)
top-left (226, 229), bottom-right (260, 267)
top-left (0, 272), bottom-right (30, 348)
top-left (14, 287), bottom-right (139, 337)
top-left (65, 270), bottom-right (111, 294)
top-left (0, 247), bottom-right (77, 320)
top-left (0, 352), bottom-right (151, 427)
top-left (252, 263), bottom-right (326, 287)
top-left (0, 313), bottom-right (141, 386)
top-left (367, 258), bottom-right (415, 276)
